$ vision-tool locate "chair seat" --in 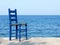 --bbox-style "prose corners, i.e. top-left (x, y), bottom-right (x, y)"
top-left (10, 23), bottom-right (27, 26)
top-left (10, 23), bottom-right (19, 26)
